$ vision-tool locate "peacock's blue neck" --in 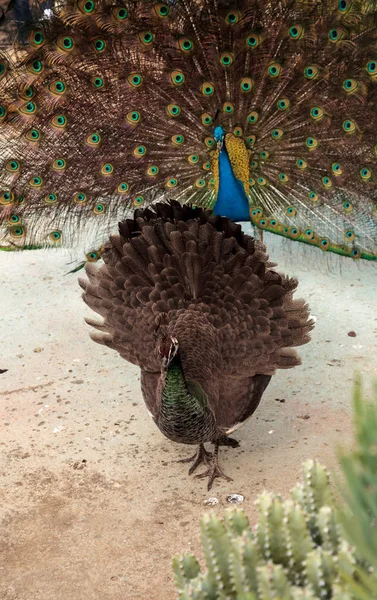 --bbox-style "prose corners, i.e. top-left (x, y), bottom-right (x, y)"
top-left (212, 140), bottom-right (250, 222)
